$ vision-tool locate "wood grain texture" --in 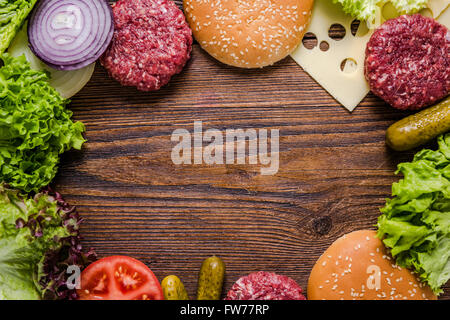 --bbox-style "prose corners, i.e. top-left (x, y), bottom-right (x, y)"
top-left (52, 0), bottom-right (449, 299)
